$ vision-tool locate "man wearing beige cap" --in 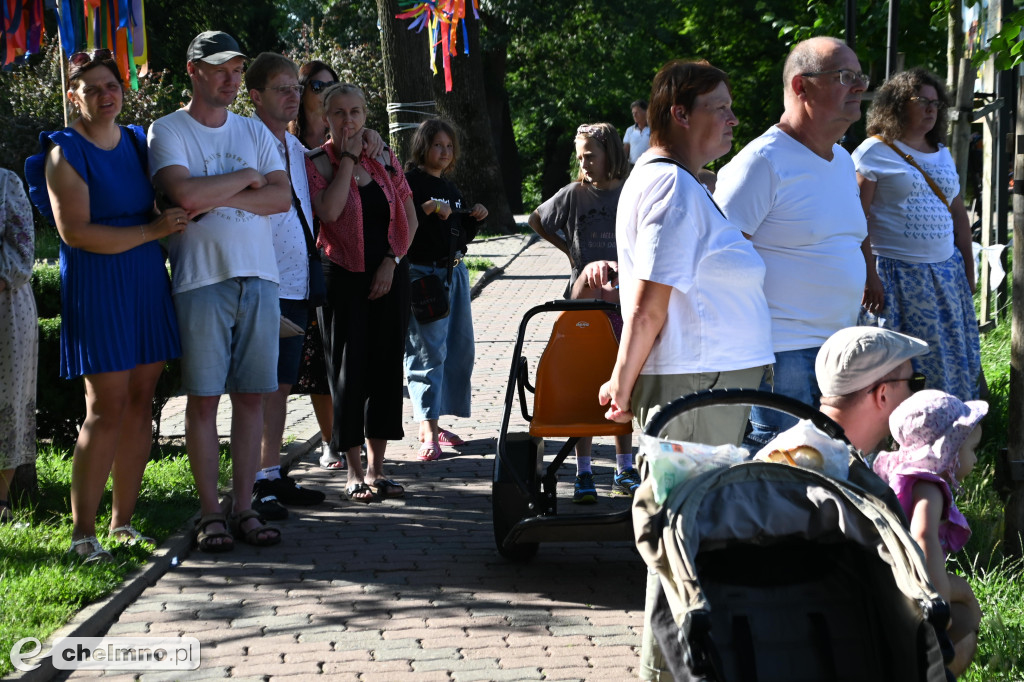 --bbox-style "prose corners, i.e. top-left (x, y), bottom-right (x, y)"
top-left (816, 326), bottom-right (929, 454)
